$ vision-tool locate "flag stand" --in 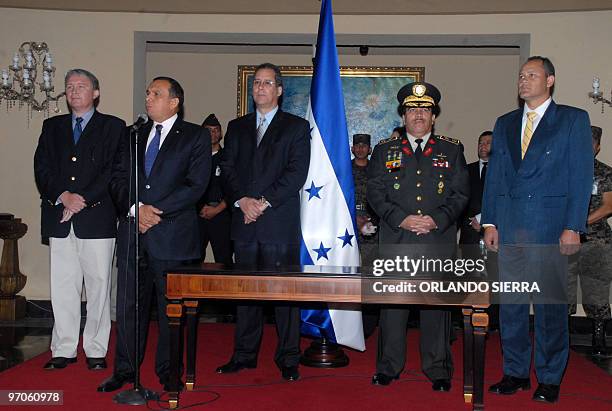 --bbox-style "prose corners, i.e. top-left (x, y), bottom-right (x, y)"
top-left (300, 337), bottom-right (349, 368)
